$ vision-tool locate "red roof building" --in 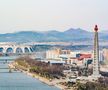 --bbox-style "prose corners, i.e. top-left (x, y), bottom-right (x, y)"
top-left (78, 54), bottom-right (92, 60)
